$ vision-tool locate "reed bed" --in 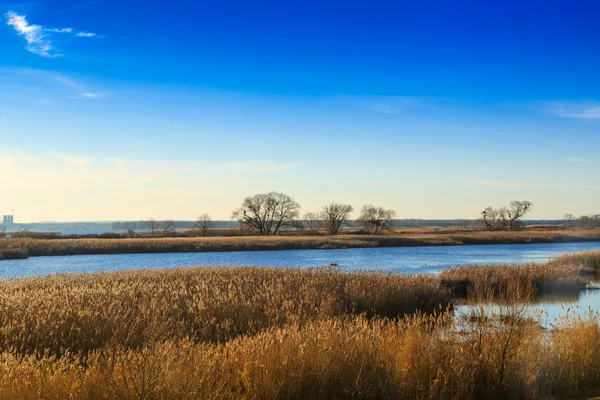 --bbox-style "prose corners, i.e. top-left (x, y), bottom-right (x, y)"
top-left (0, 267), bottom-right (449, 358)
top-left (440, 251), bottom-right (600, 300)
top-left (0, 312), bottom-right (599, 399)
top-left (1, 229), bottom-right (599, 257)
top-left (0, 248), bottom-right (28, 260)
top-left (0, 253), bottom-right (599, 398)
